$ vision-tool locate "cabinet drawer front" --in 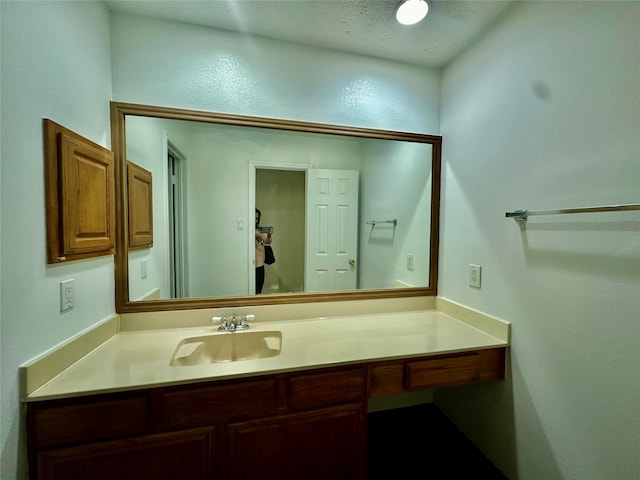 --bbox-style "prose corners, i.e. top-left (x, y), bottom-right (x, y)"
top-left (405, 353), bottom-right (480, 390)
top-left (288, 368), bottom-right (365, 411)
top-left (157, 379), bottom-right (277, 428)
top-left (32, 397), bottom-right (147, 448)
